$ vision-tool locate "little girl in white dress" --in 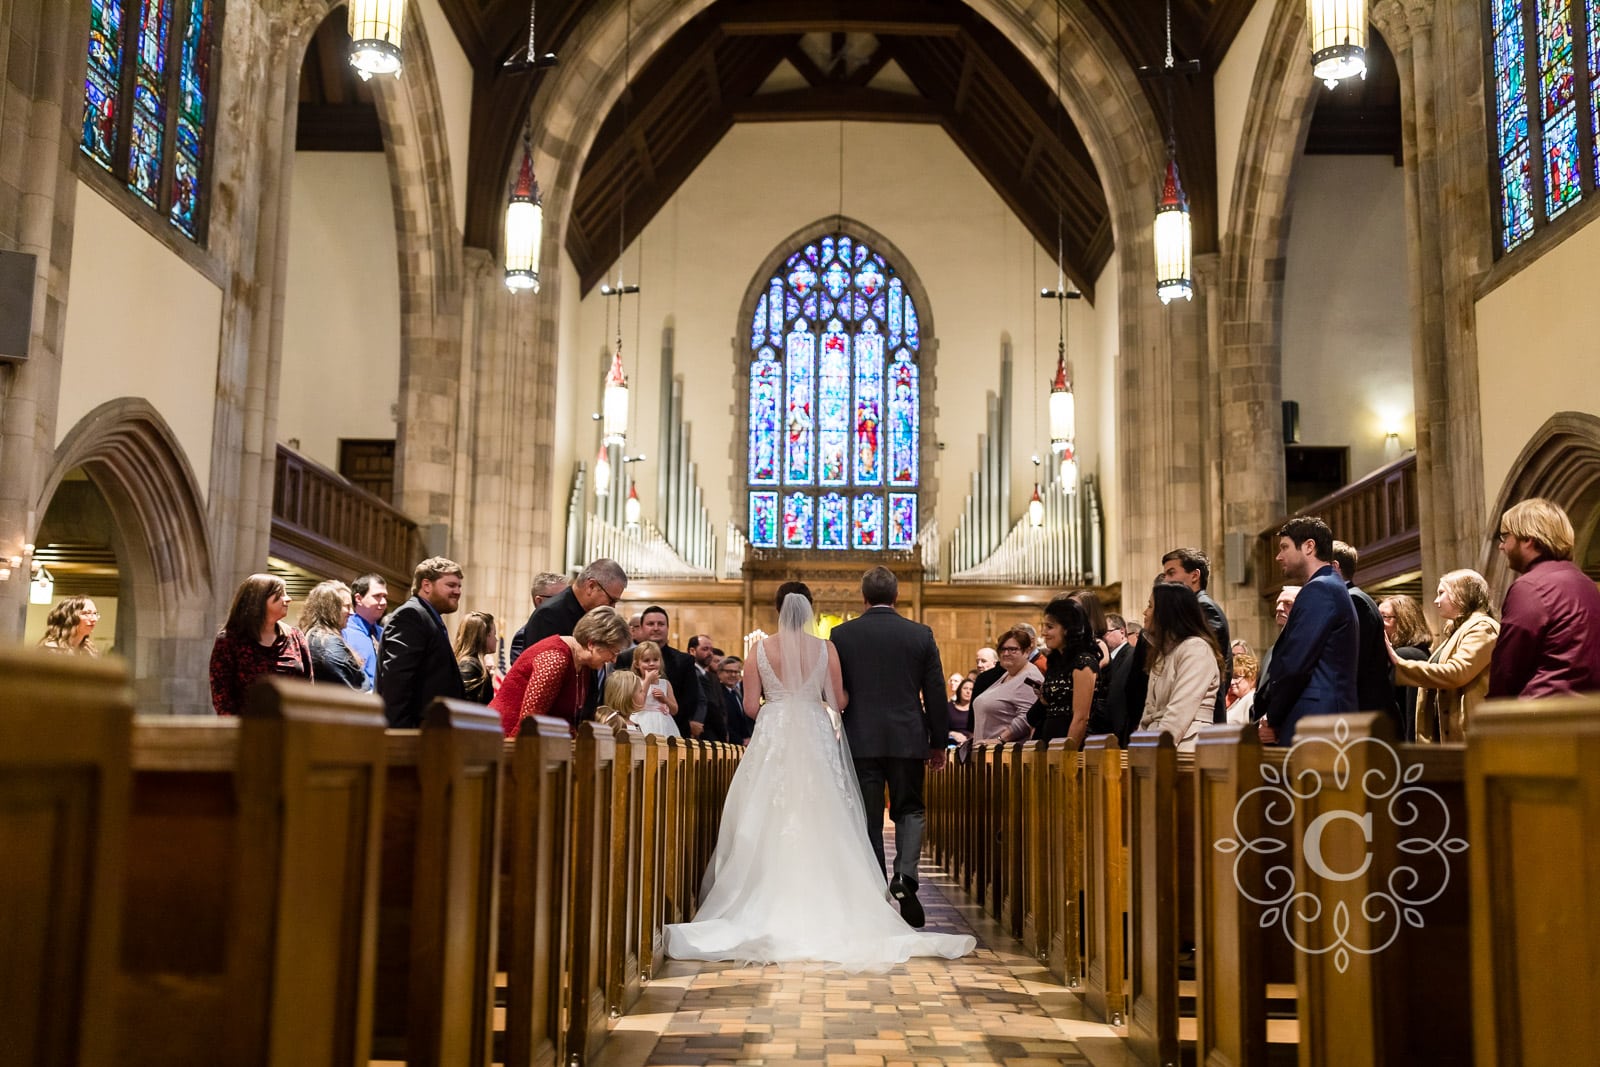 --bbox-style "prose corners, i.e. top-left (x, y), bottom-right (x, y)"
top-left (629, 640), bottom-right (681, 738)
